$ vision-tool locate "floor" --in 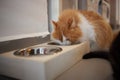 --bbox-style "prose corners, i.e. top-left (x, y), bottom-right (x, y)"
top-left (56, 58), bottom-right (113, 80)
top-left (0, 59), bottom-right (113, 80)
